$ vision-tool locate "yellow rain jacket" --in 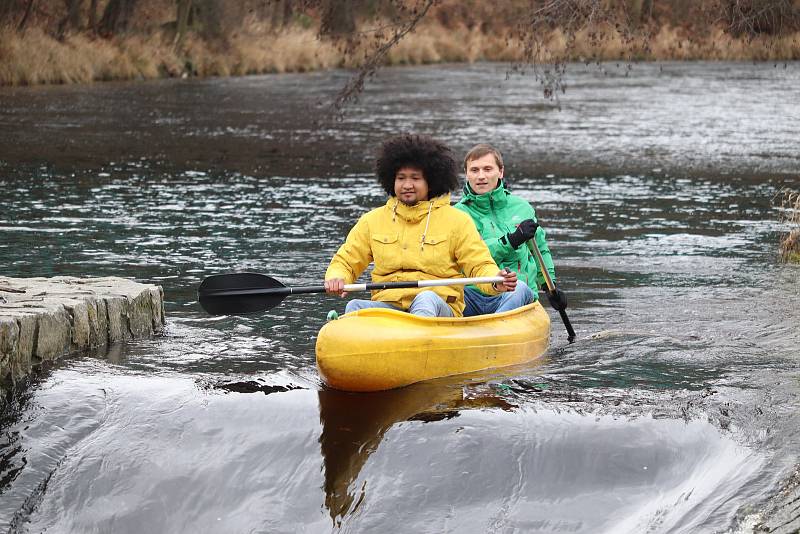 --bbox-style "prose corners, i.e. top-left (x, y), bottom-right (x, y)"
top-left (325, 194), bottom-right (501, 316)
